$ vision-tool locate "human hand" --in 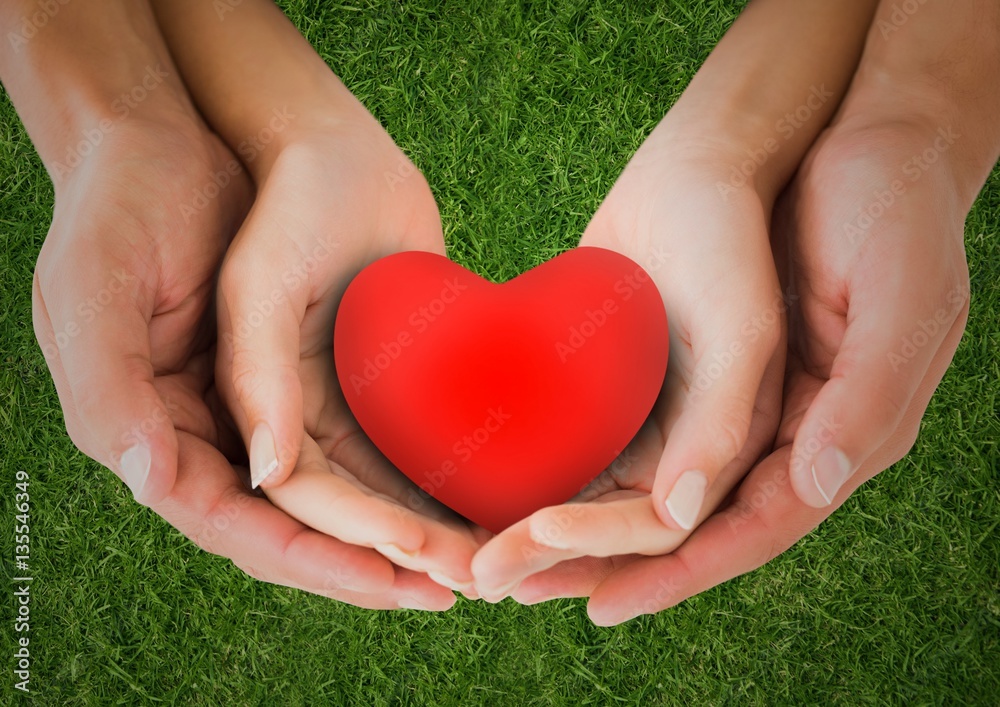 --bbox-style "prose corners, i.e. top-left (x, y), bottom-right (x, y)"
top-left (471, 129), bottom-right (786, 600)
top-left (469, 0), bottom-right (880, 603)
top-left (540, 0), bottom-right (1000, 625)
top-left (214, 113), bottom-right (486, 597)
top-left (147, 0), bottom-right (486, 602)
top-left (518, 115), bottom-right (981, 623)
top-left (31, 108), bottom-right (454, 608)
top-left (11, 0), bottom-right (467, 607)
